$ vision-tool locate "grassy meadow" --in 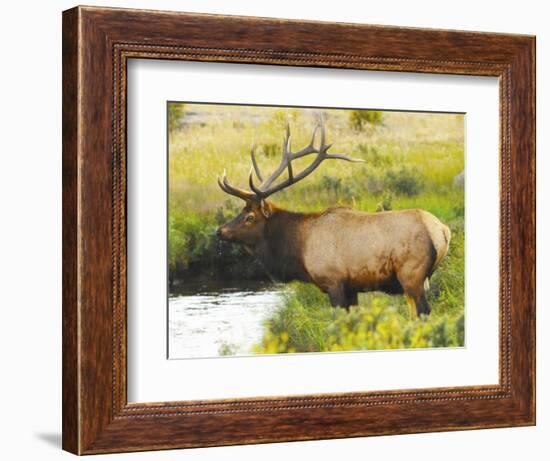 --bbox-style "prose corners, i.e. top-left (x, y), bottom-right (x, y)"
top-left (168, 103), bottom-right (465, 353)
